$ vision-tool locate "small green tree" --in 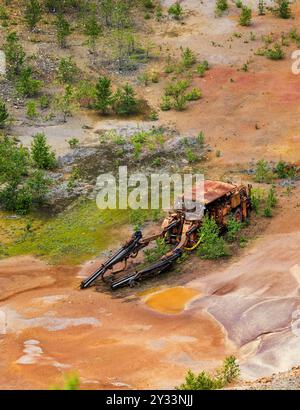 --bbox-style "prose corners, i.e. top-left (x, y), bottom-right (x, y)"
top-left (196, 60), bottom-right (209, 77)
top-left (16, 67), bottom-right (42, 97)
top-left (0, 99), bottom-right (9, 128)
top-left (265, 43), bottom-right (284, 60)
top-left (164, 80), bottom-right (189, 111)
top-left (0, 136), bottom-right (29, 184)
top-left (27, 170), bottom-right (51, 205)
top-left (26, 100), bottom-right (38, 119)
top-left (258, 0), bottom-right (265, 15)
top-left (216, 0), bottom-right (228, 15)
top-left (52, 373), bottom-right (80, 390)
top-left (144, 239), bottom-right (170, 263)
top-left (274, 0), bottom-right (291, 19)
top-left (25, 0), bottom-right (42, 30)
top-left (226, 216), bottom-right (242, 242)
top-left (94, 76), bottom-right (113, 114)
top-left (177, 370), bottom-right (222, 390)
top-left (31, 132), bottom-right (57, 170)
top-left (239, 6), bottom-right (252, 26)
top-left (197, 215), bottom-right (229, 259)
top-left (177, 356), bottom-right (240, 390)
top-left (275, 160), bottom-right (288, 178)
top-left (54, 85), bottom-right (77, 122)
top-left (3, 32), bottom-right (26, 78)
top-left (266, 186), bottom-right (277, 208)
top-left (55, 14), bottom-right (71, 48)
top-left (181, 48), bottom-right (197, 68)
top-left (254, 159), bottom-right (273, 183)
top-left (113, 83), bottom-right (139, 116)
top-left (217, 356), bottom-right (240, 384)
top-left (57, 57), bottom-right (78, 84)
top-left (168, 1), bottom-right (183, 20)
top-left (84, 14), bottom-right (102, 52)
